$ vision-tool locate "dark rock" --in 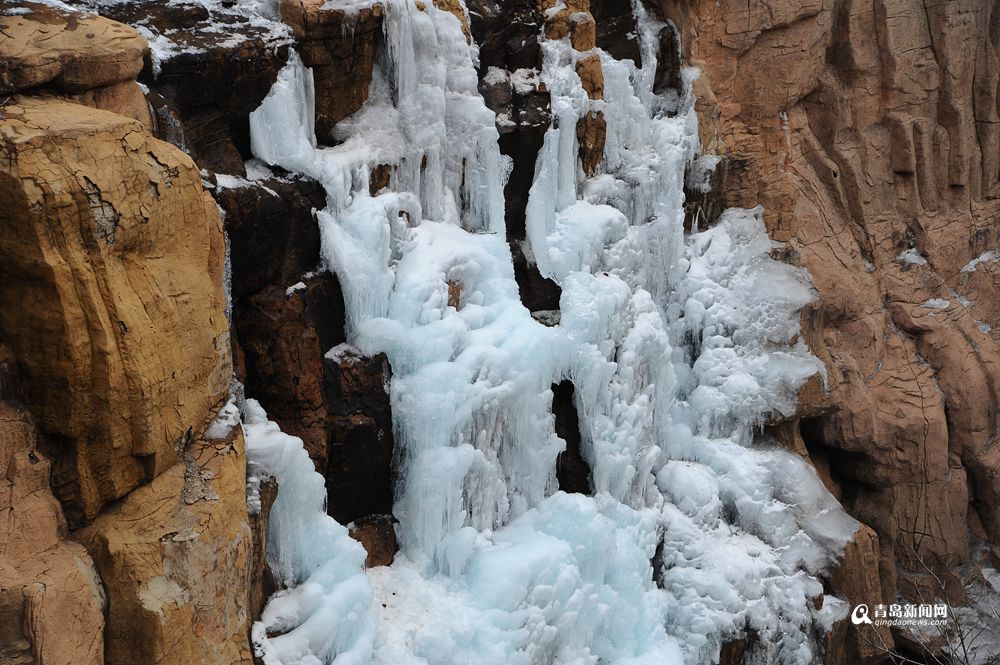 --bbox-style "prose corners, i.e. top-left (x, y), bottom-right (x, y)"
top-left (235, 274), bottom-right (347, 469)
top-left (149, 41), bottom-right (290, 170)
top-left (683, 157), bottom-right (730, 231)
top-left (215, 177), bottom-right (326, 300)
top-left (323, 347), bottom-right (395, 525)
top-left (468, 0), bottom-right (543, 71)
top-left (552, 380), bottom-right (591, 495)
top-left (497, 88), bottom-right (550, 239)
top-left (510, 241), bottom-right (561, 313)
top-left (589, 0), bottom-right (642, 66)
top-left (469, 0), bottom-right (550, 239)
top-left (281, 1), bottom-right (383, 142)
top-left (249, 477), bottom-right (279, 618)
top-left (654, 23), bottom-right (682, 96)
top-left (72, 0), bottom-right (293, 172)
